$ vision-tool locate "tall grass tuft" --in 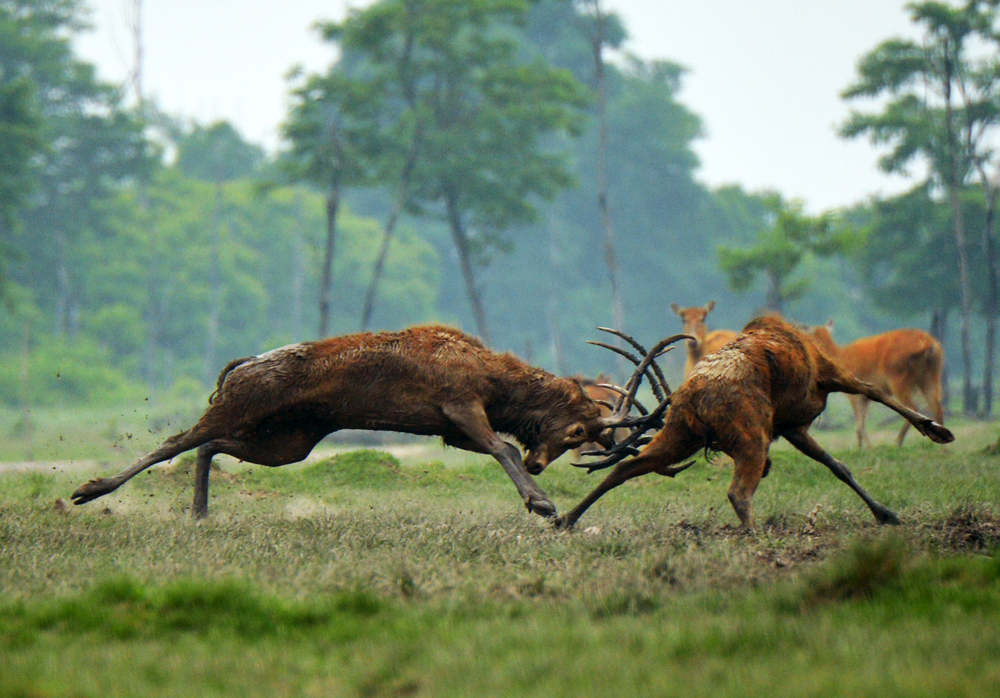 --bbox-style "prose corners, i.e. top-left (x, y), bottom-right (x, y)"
top-left (800, 535), bottom-right (911, 605)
